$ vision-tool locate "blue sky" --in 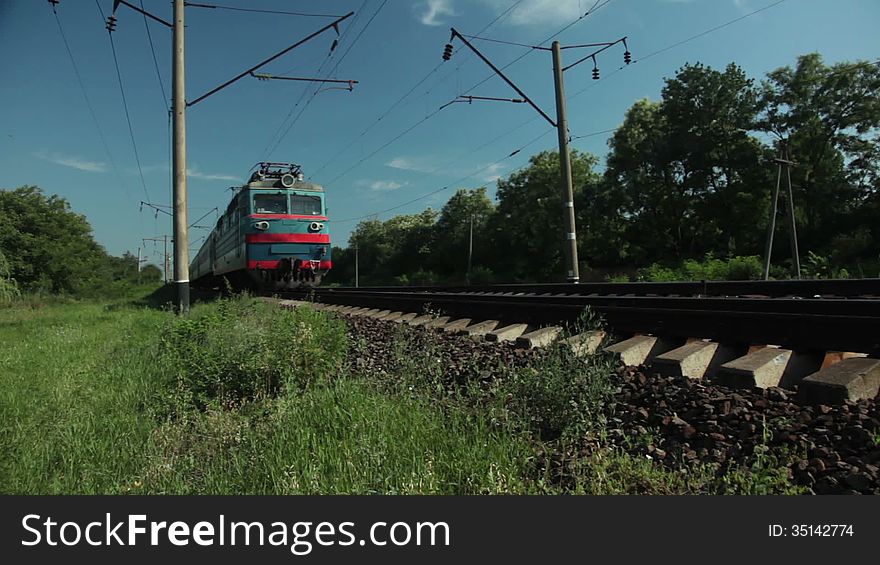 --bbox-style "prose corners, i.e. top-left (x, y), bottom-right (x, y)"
top-left (1, 0), bottom-right (878, 264)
